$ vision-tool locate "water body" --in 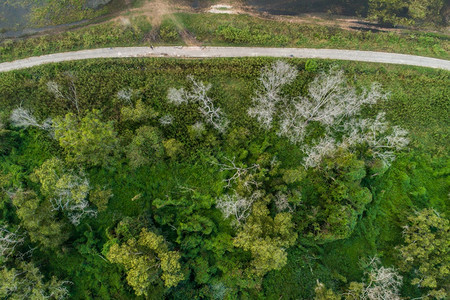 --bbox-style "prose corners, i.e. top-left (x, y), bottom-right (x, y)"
top-left (245, 0), bottom-right (368, 17)
top-left (0, 0), bottom-right (113, 39)
top-left (0, 1), bottom-right (33, 34)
